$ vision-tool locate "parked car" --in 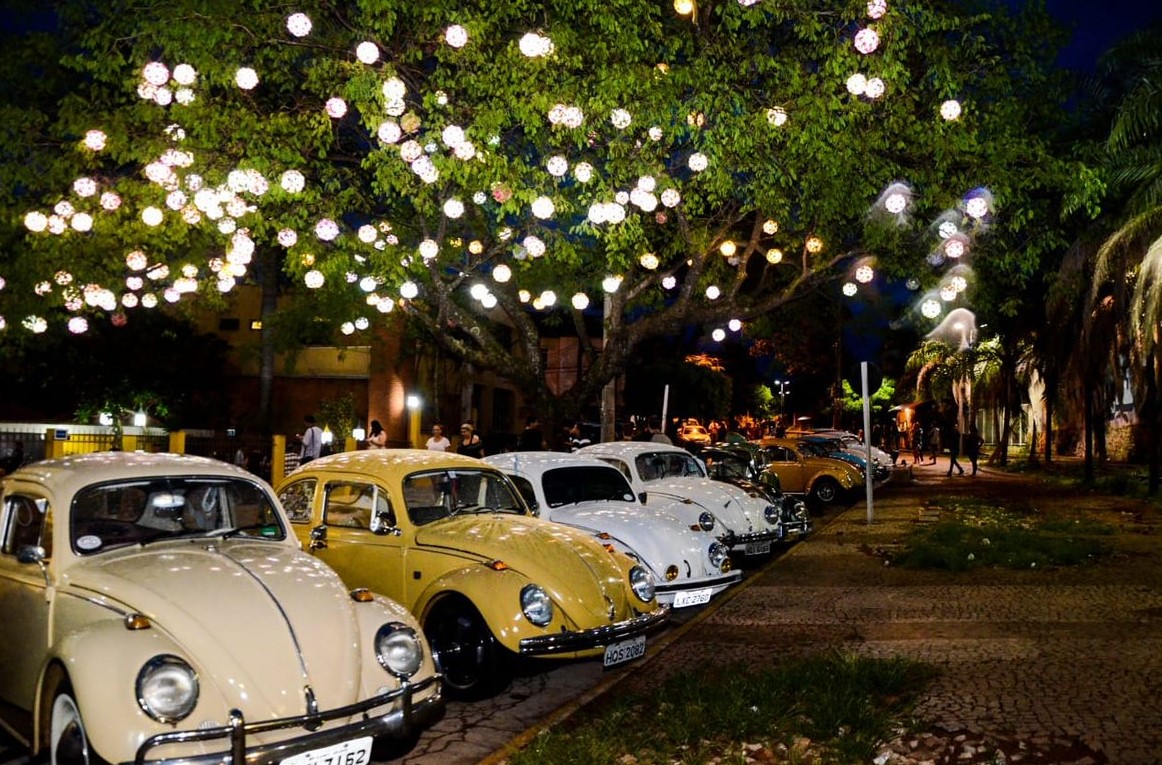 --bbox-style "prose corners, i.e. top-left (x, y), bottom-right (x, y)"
top-left (699, 445), bottom-right (812, 540)
top-left (577, 441), bottom-right (785, 557)
top-left (758, 437), bottom-right (864, 505)
top-left (0, 452), bottom-right (443, 765)
top-left (277, 450), bottom-right (668, 699)
top-left (795, 433), bottom-right (891, 485)
top-left (676, 423), bottom-right (712, 448)
top-left (483, 451), bottom-right (742, 608)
